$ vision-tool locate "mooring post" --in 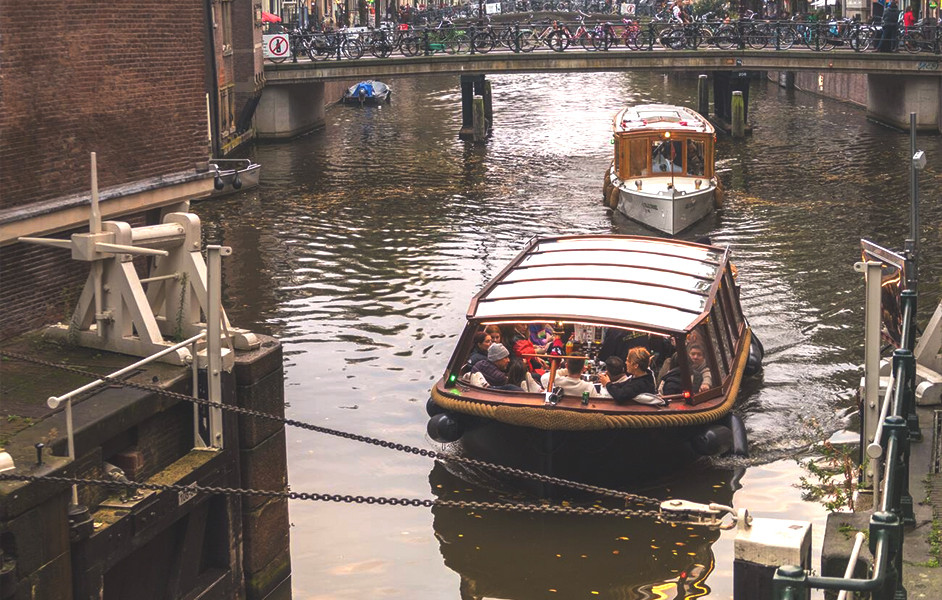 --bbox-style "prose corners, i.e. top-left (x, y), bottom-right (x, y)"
top-left (473, 95), bottom-right (486, 143)
top-left (731, 91), bottom-right (745, 138)
top-left (734, 512), bottom-right (812, 600)
top-left (698, 74), bottom-right (709, 117)
top-left (483, 80), bottom-right (493, 130)
top-left (459, 75), bottom-right (476, 140)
